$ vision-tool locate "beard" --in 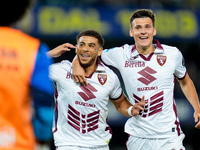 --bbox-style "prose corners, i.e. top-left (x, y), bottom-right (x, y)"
top-left (78, 56), bottom-right (97, 69)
